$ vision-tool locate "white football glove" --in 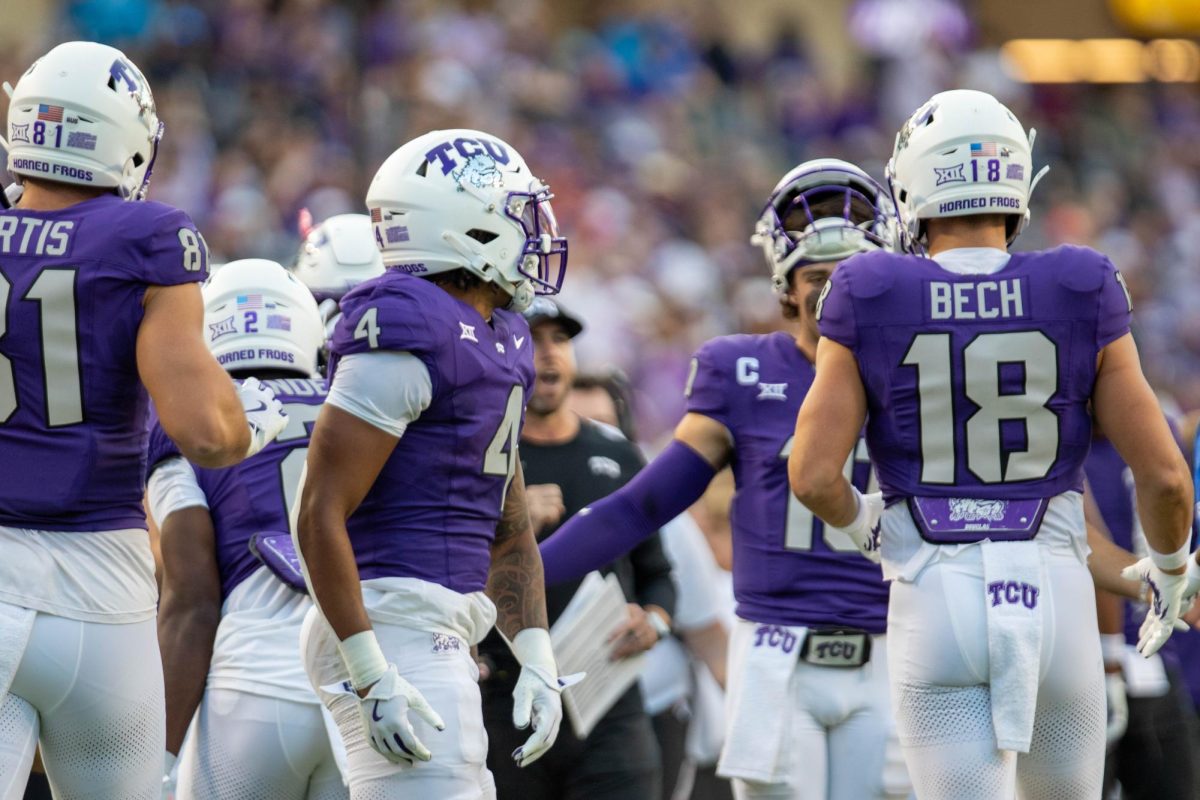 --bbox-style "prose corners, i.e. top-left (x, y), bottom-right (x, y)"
top-left (1120, 558), bottom-right (1189, 657)
top-left (237, 376), bottom-right (287, 458)
top-left (828, 488), bottom-right (883, 564)
top-left (1180, 553), bottom-right (1200, 615)
top-left (509, 628), bottom-right (582, 767)
top-left (345, 664), bottom-right (446, 765)
top-left (1104, 672), bottom-right (1128, 745)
